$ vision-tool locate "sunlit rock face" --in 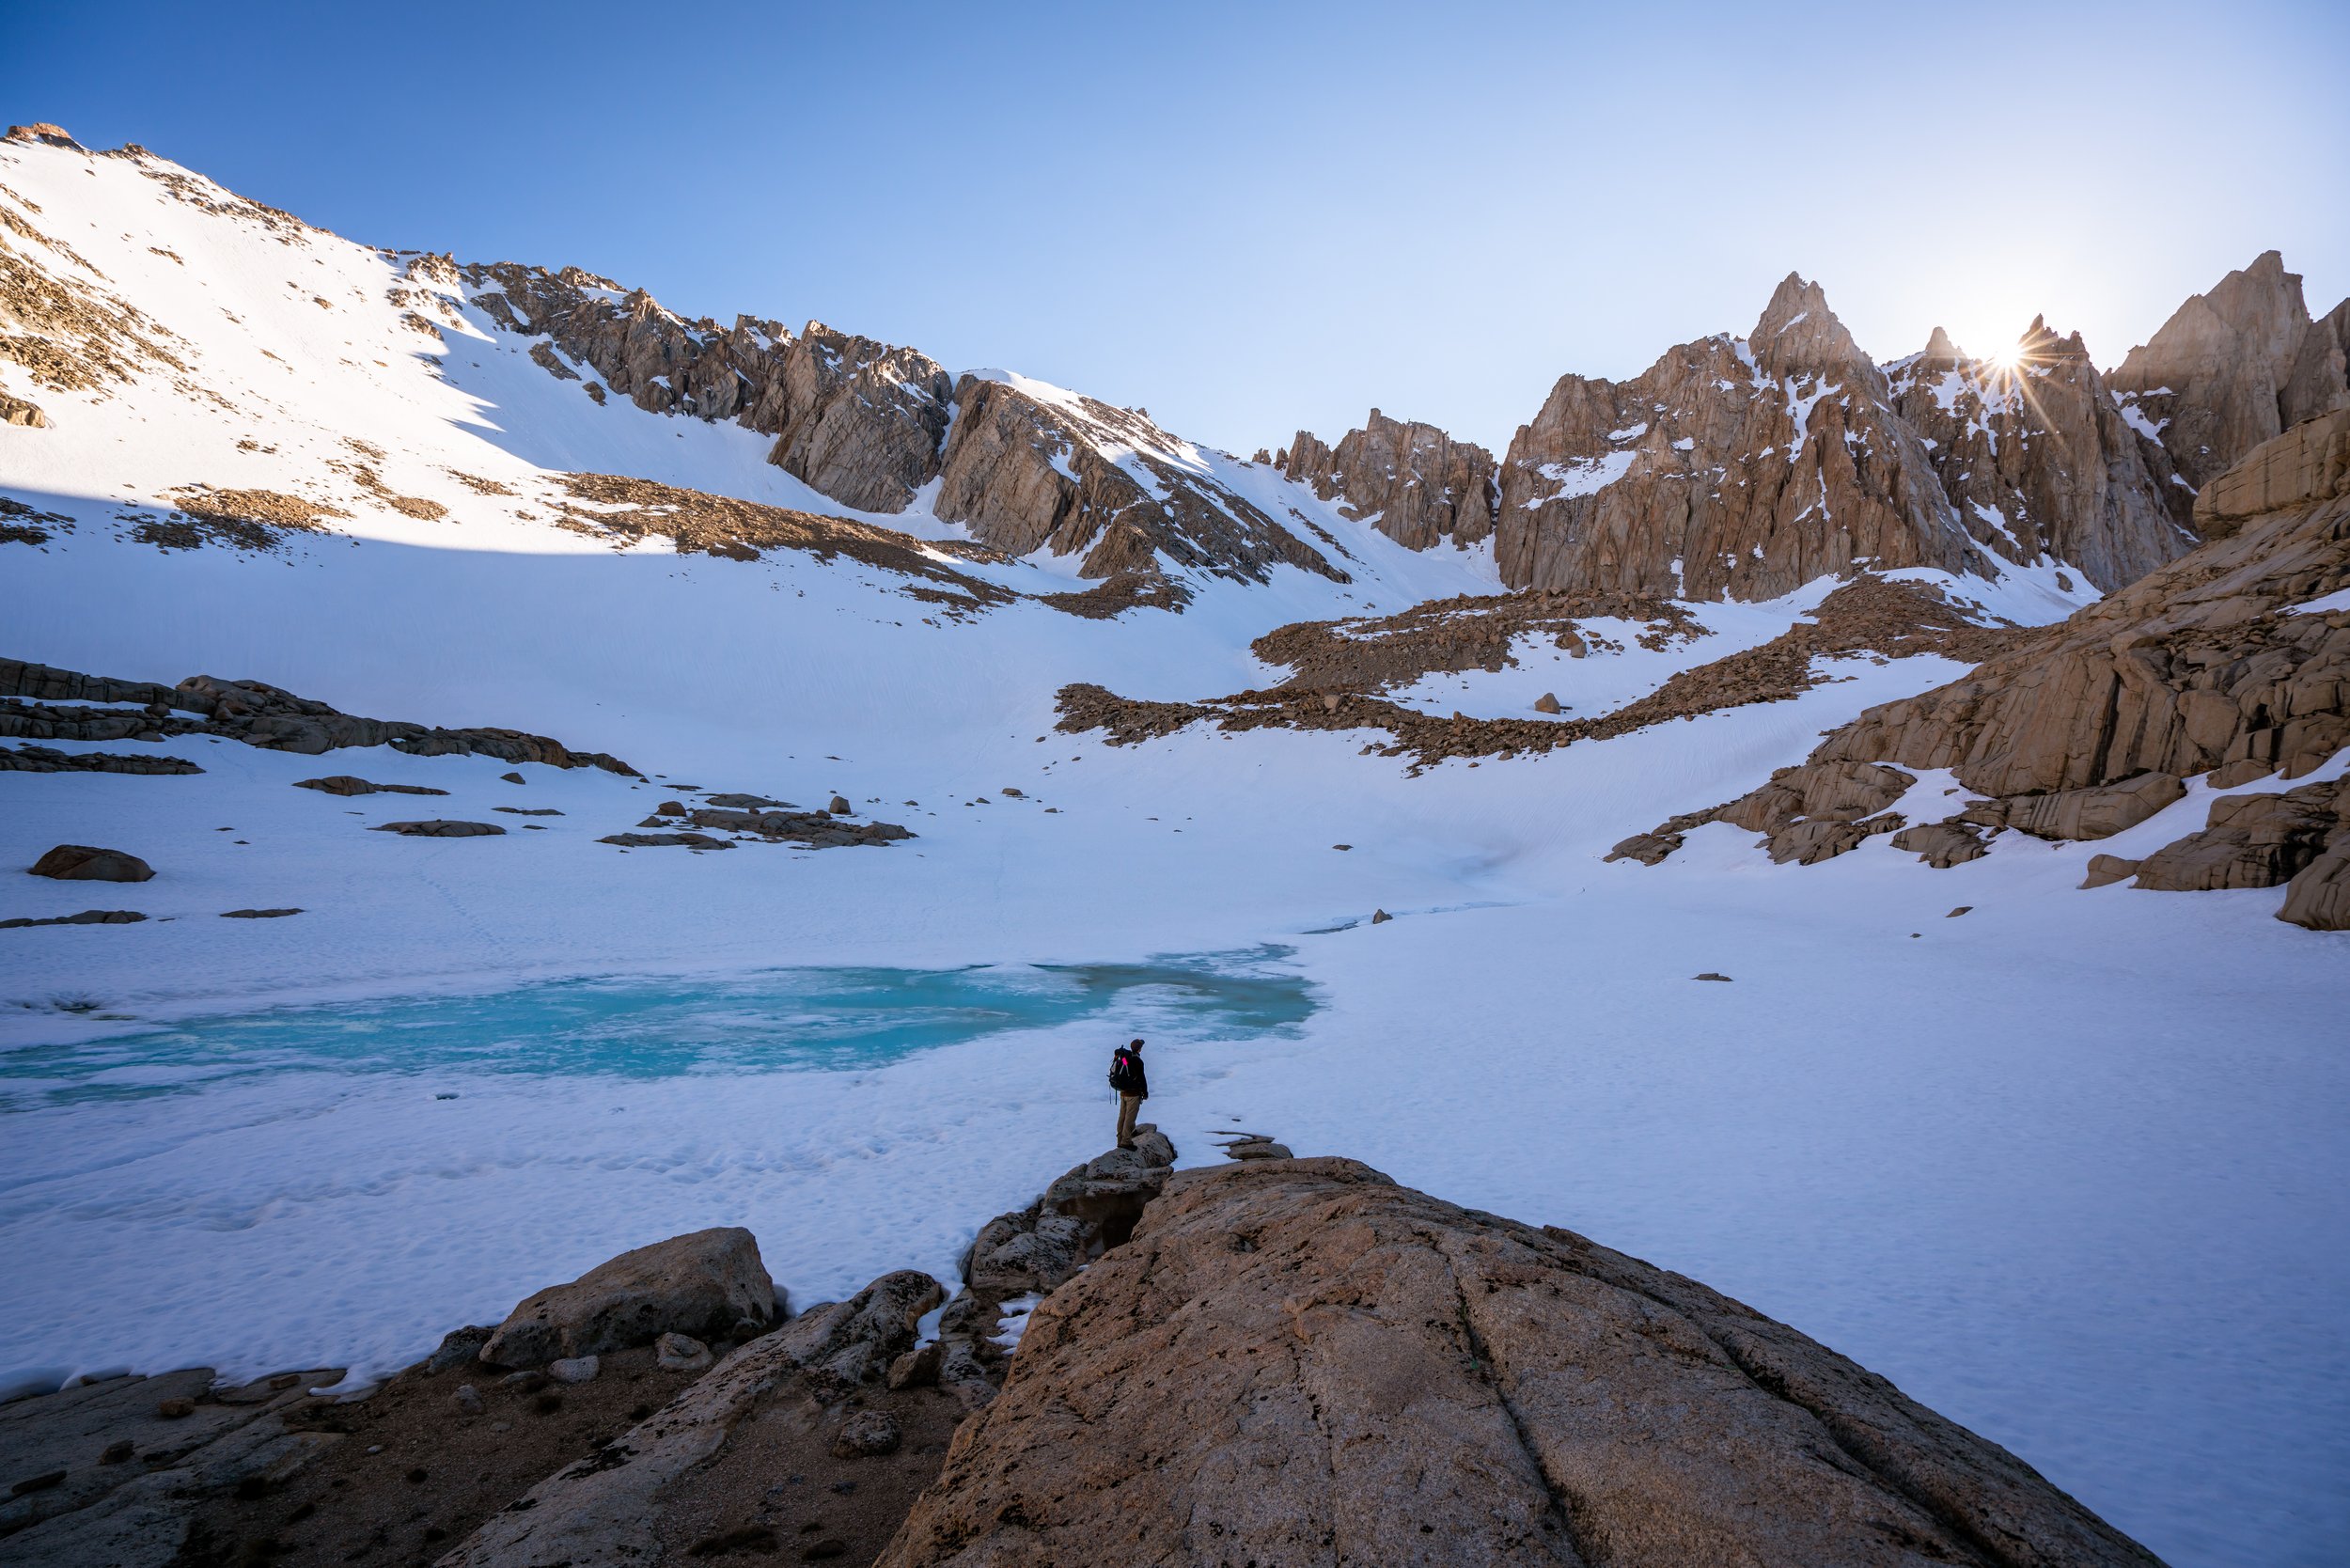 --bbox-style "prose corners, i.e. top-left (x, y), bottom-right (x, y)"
top-left (1494, 274), bottom-right (1981, 602)
top-left (2282, 295), bottom-right (2350, 430)
top-left (1275, 411), bottom-right (1497, 551)
top-left (2107, 250), bottom-right (2316, 492)
top-left (1888, 318), bottom-right (2193, 591)
top-left (933, 373), bottom-right (1348, 585)
top-left (754, 323), bottom-right (958, 513)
